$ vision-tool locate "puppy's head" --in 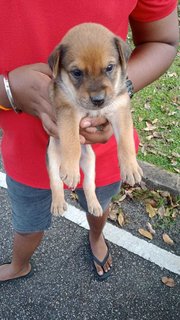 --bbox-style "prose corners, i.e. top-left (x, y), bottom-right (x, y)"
top-left (49, 23), bottom-right (130, 110)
